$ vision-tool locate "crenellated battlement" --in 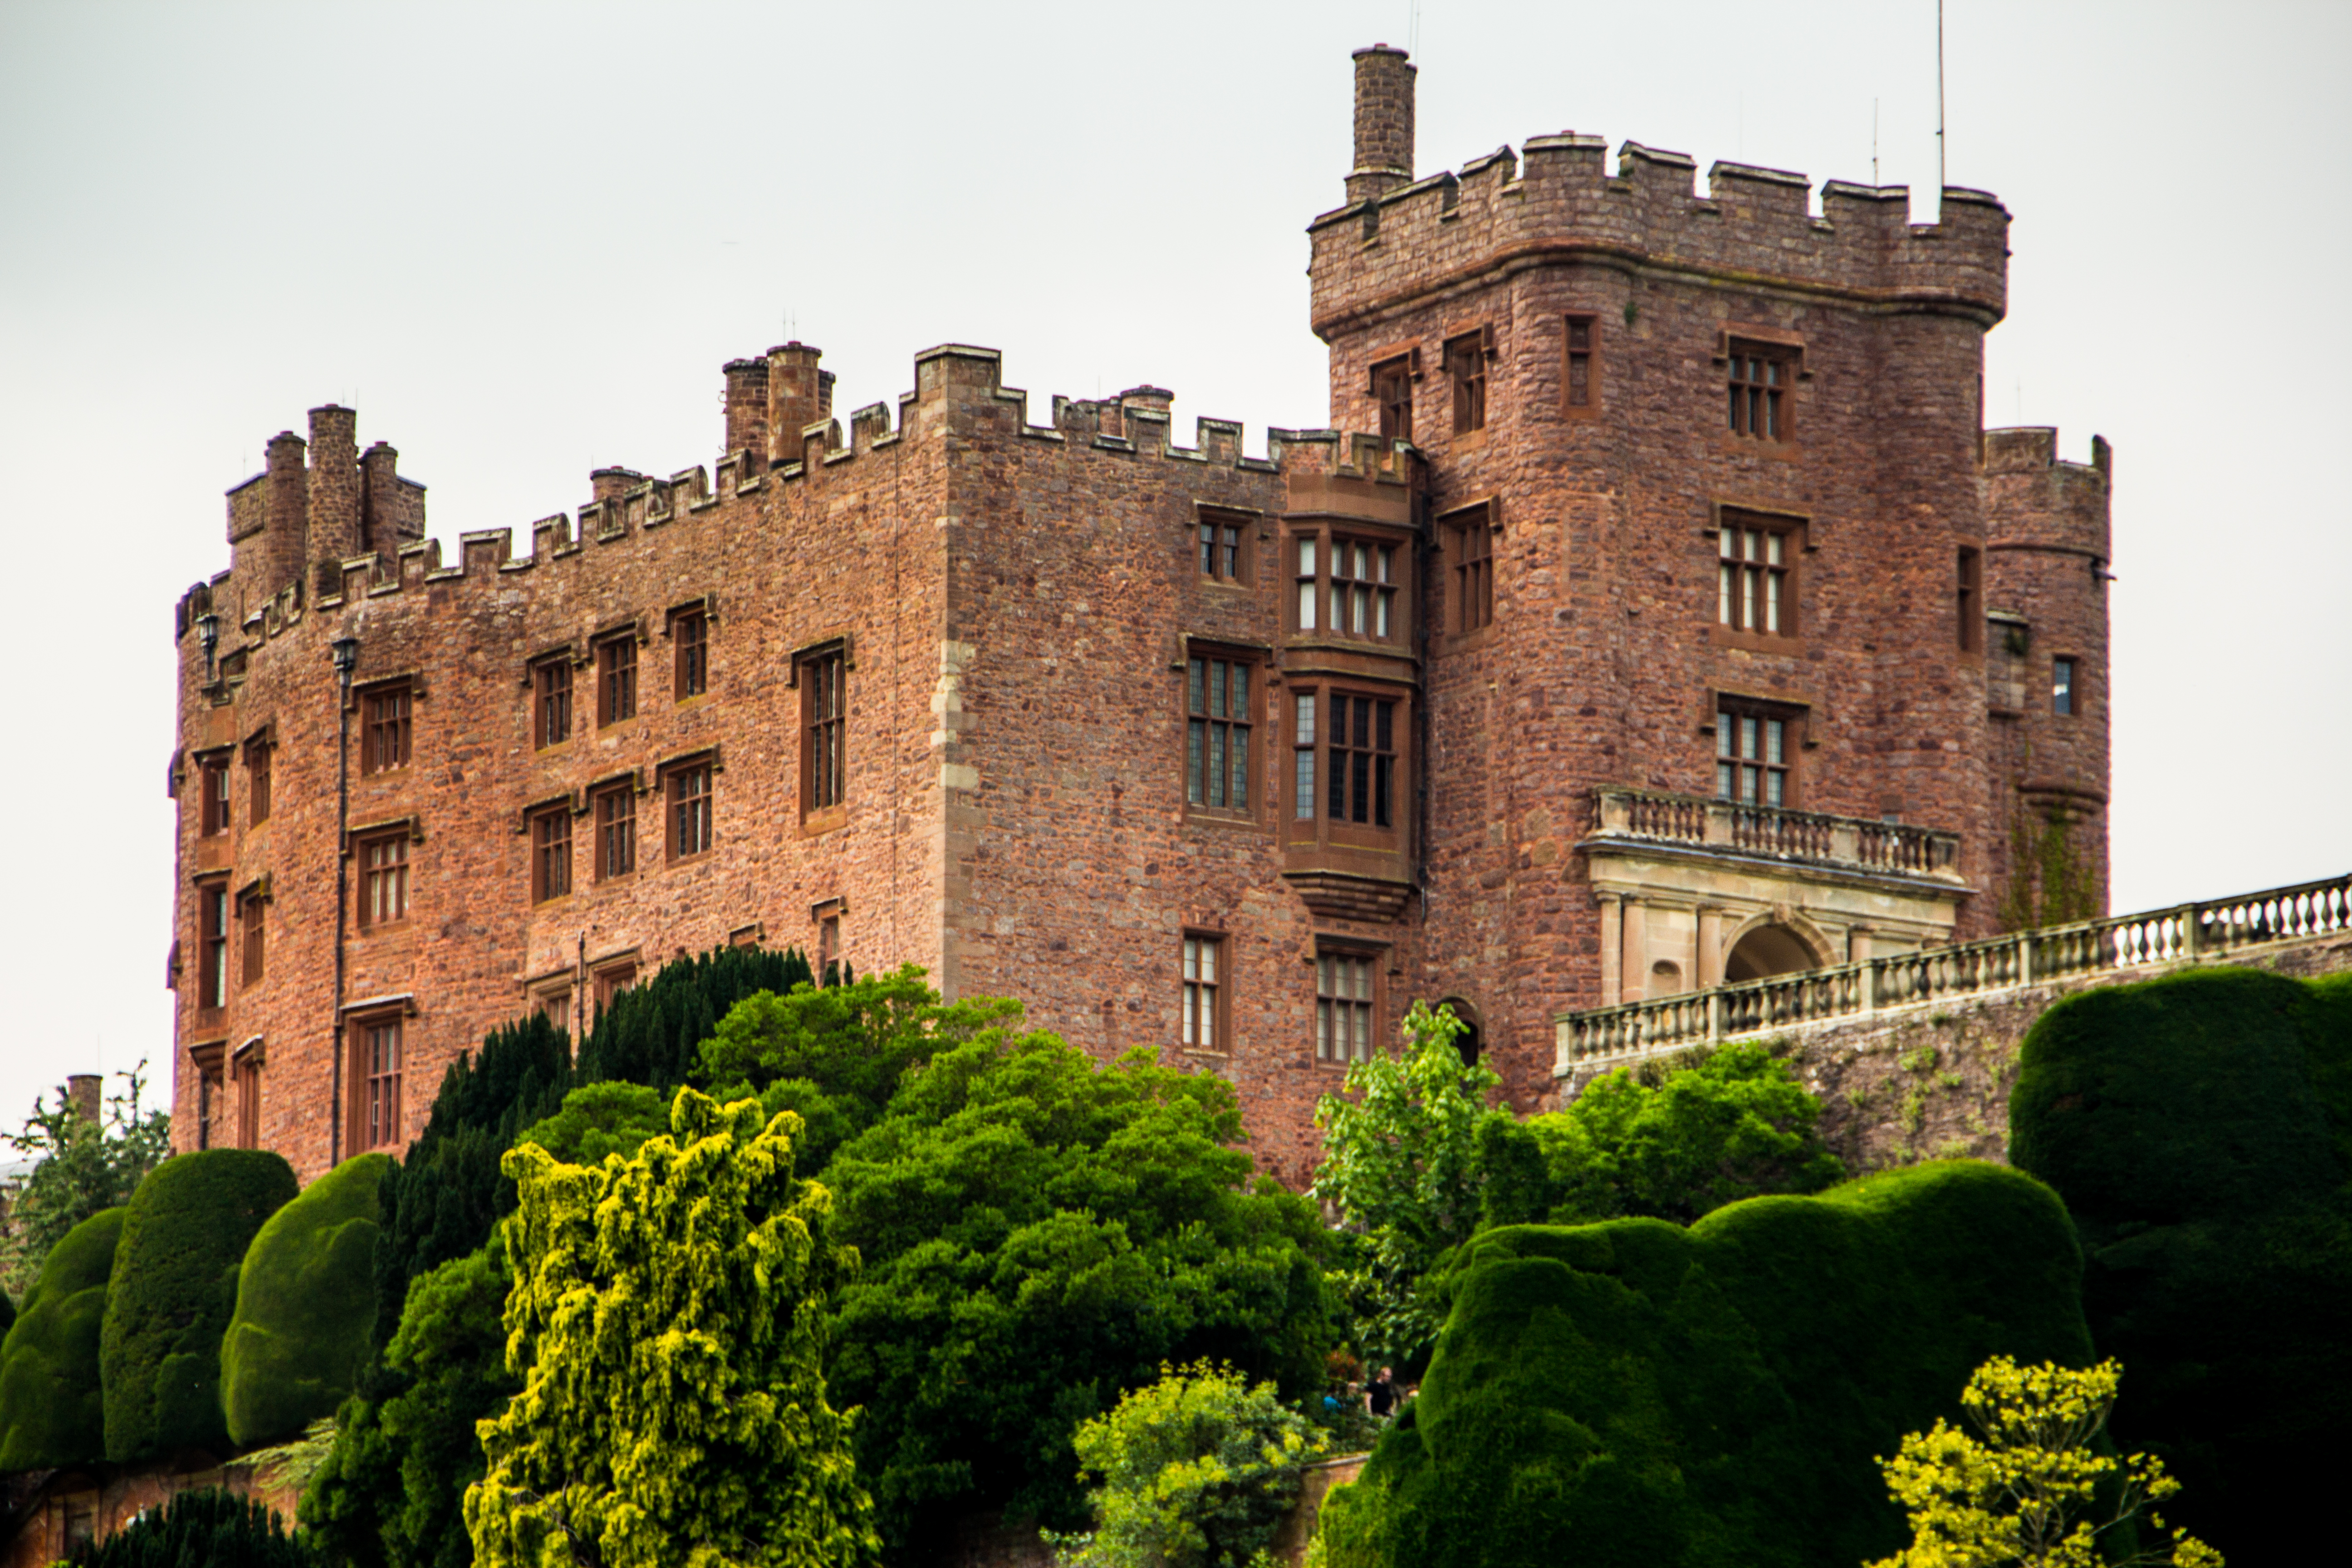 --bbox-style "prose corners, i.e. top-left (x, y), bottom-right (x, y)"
top-left (1312, 47), bottom-right (2007, 340)
top-left (1981, 426), bottom-right (2112, 564)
